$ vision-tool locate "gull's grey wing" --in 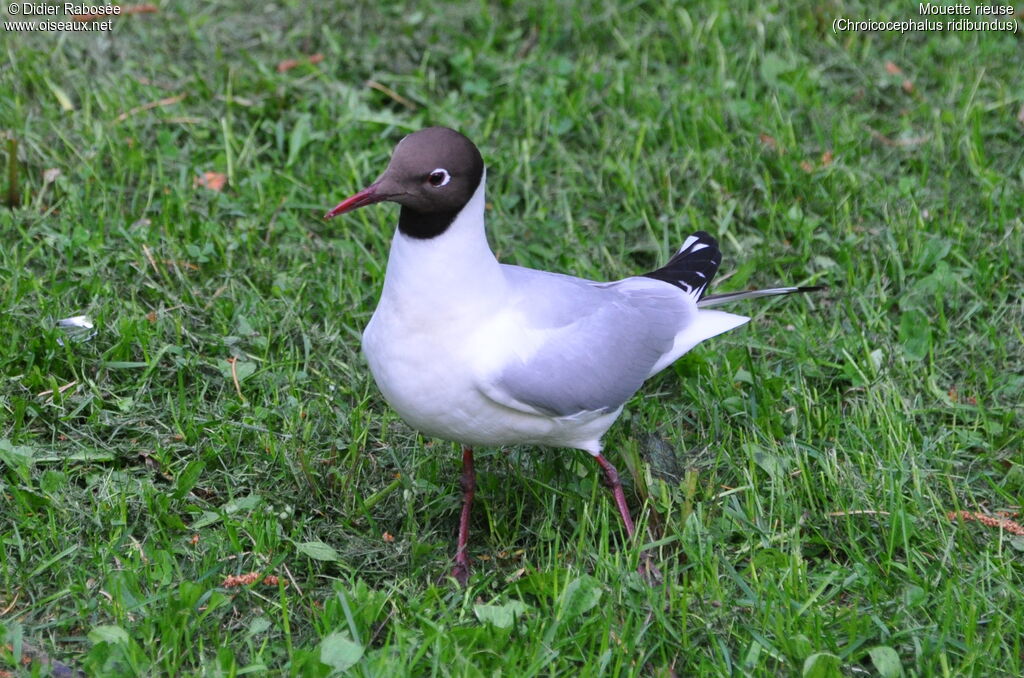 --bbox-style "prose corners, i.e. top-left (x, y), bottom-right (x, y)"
top-left (478, 267), bottom-right (694, 418)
